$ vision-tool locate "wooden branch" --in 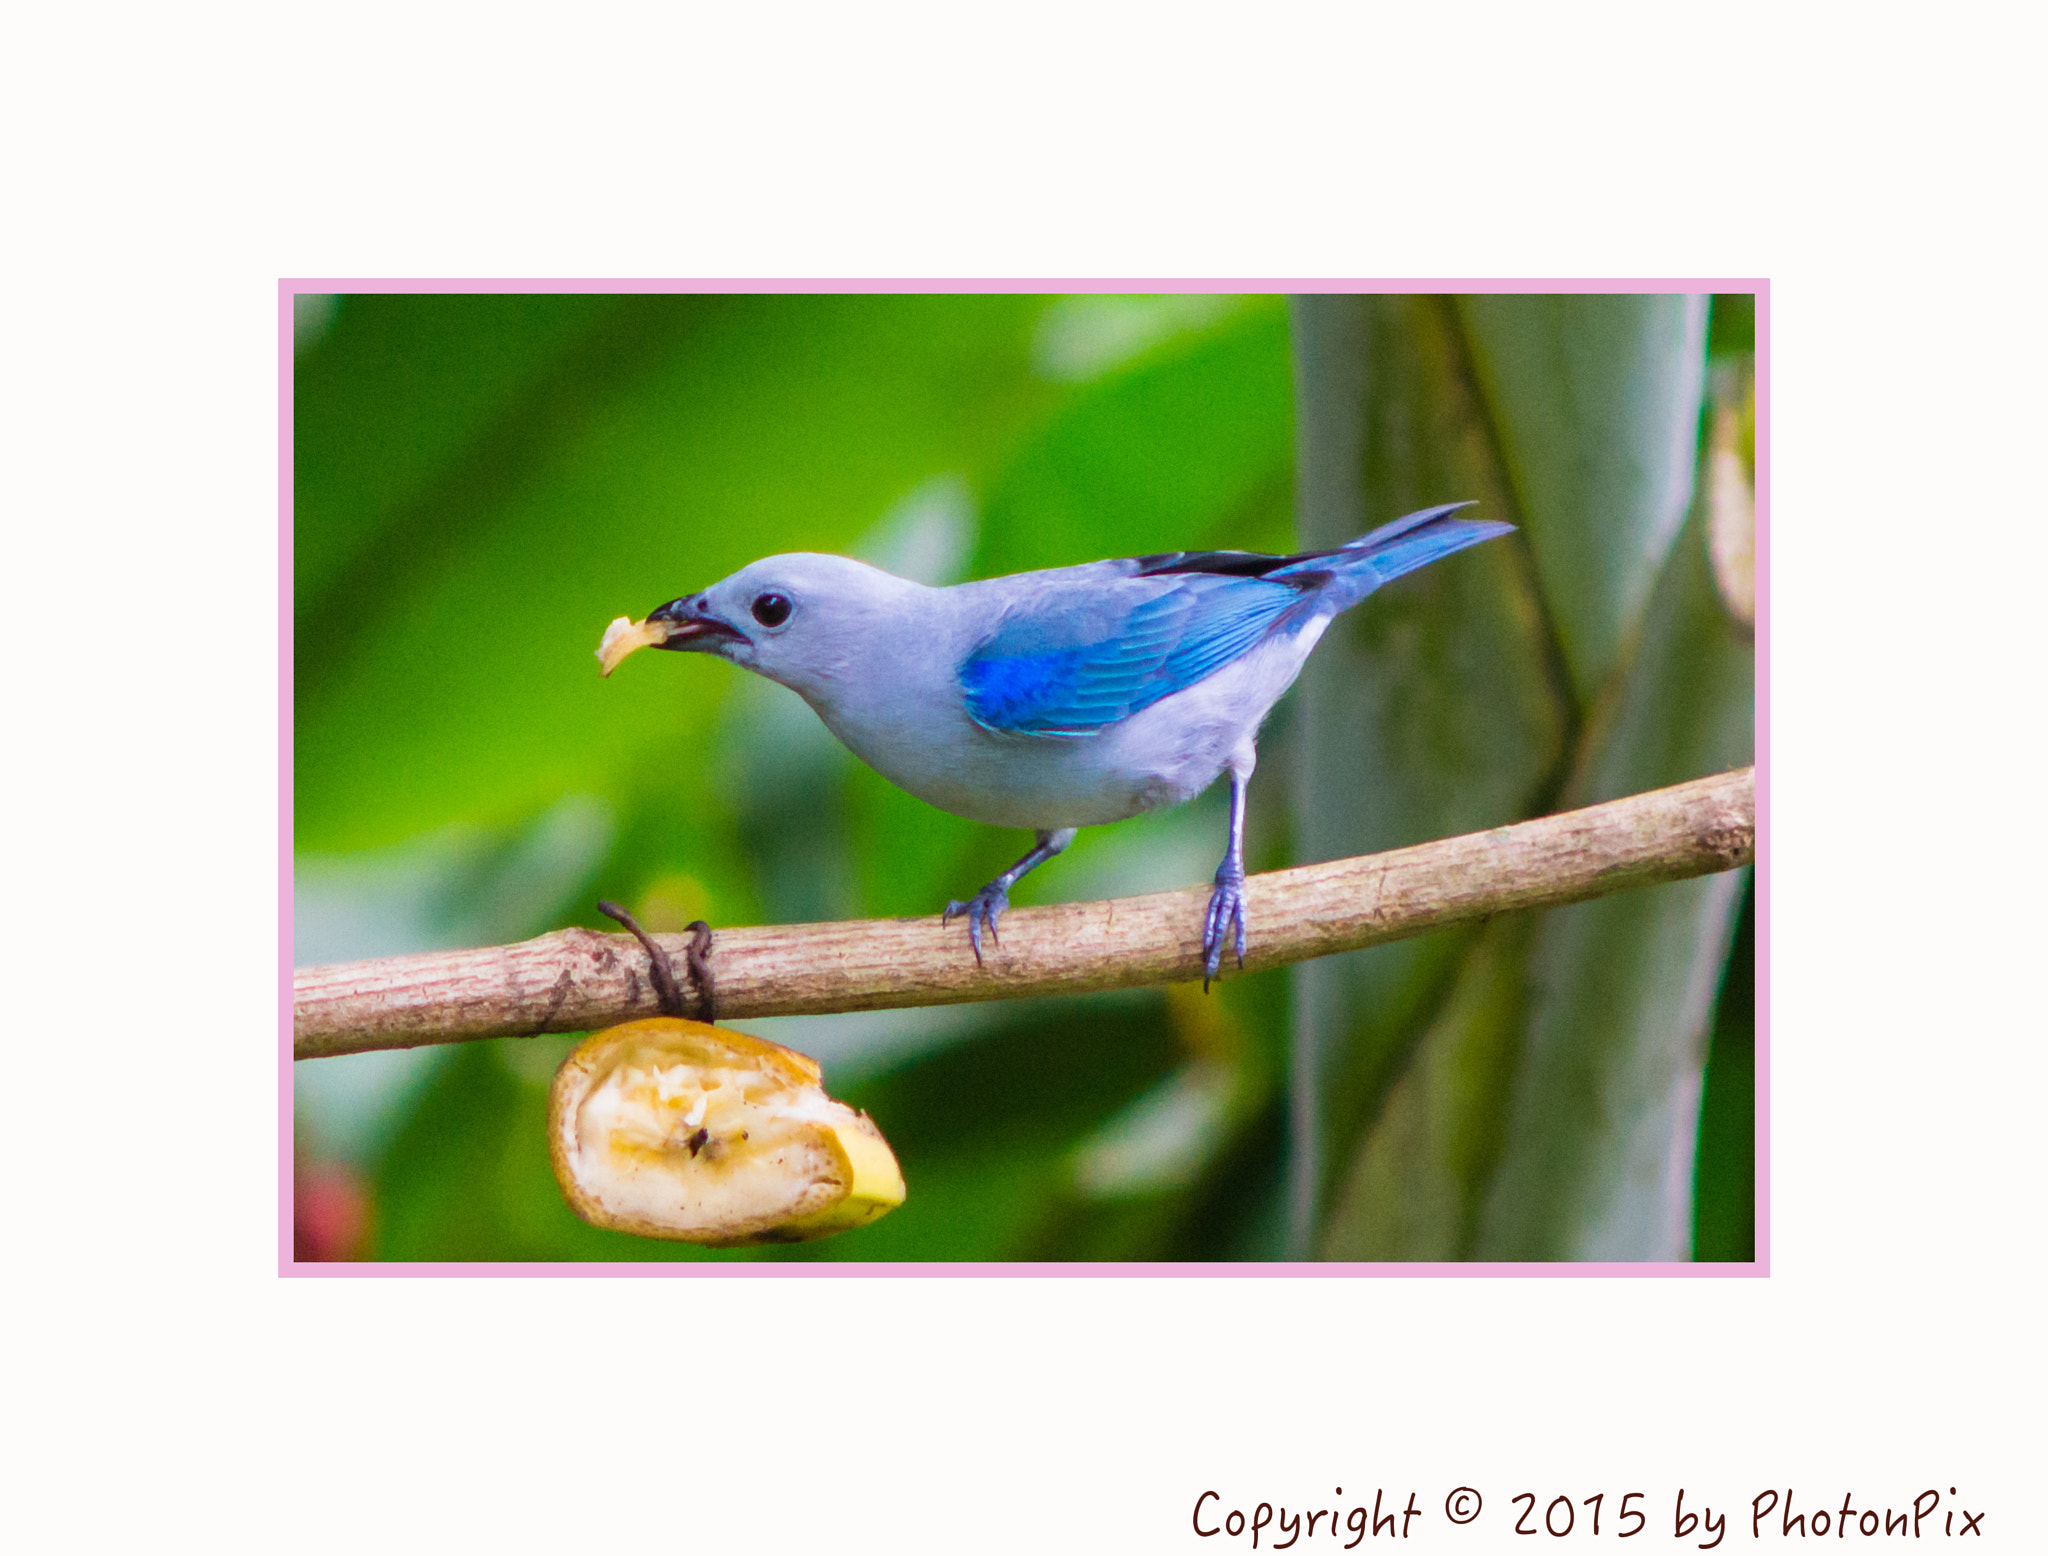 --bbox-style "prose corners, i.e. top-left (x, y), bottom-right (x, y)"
top-left (294, 766), bottom-right (1755, 1060)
